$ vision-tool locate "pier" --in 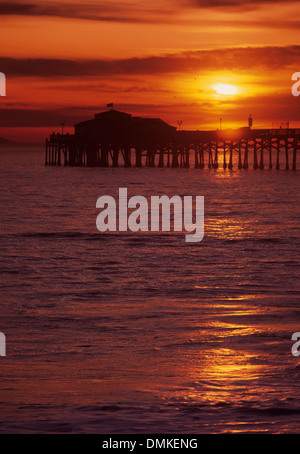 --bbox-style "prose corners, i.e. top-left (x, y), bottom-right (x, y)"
top-left (45, 110), bottom-right (299, 170)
